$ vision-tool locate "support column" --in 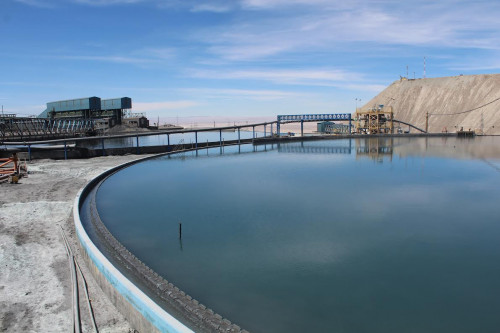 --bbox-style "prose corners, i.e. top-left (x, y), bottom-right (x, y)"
top-left (238, 128), bottom-right (240, 144)
top-left (195, 131), bottom-right (198, 150)
top-left (136, 136), bottom-right (139, 154)
top-left (64, 141), bottom-right (67, 160)
top-left (301, 120), bottom-right (304, 137)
